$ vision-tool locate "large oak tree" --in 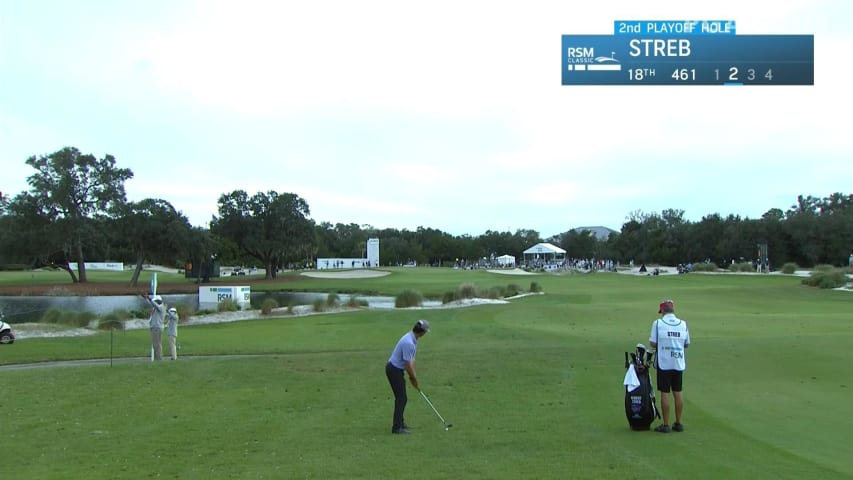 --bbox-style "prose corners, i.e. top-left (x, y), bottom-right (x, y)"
top-left (23, 147), bottom-right (133, 282)
top-left (211, 190), bottom-right (315, 278)
top-left (114, 198), bottom-right (192, 287)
